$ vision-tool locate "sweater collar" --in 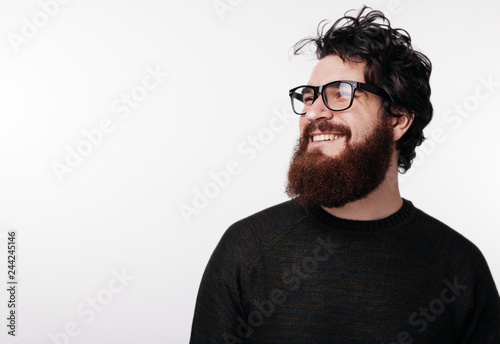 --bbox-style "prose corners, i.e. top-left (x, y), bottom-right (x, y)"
top-left (306, 198), bottom-right (415, 233)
